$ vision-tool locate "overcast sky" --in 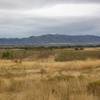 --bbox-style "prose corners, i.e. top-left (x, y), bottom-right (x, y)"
top-left (0, 0), bottom-right (100, 38)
